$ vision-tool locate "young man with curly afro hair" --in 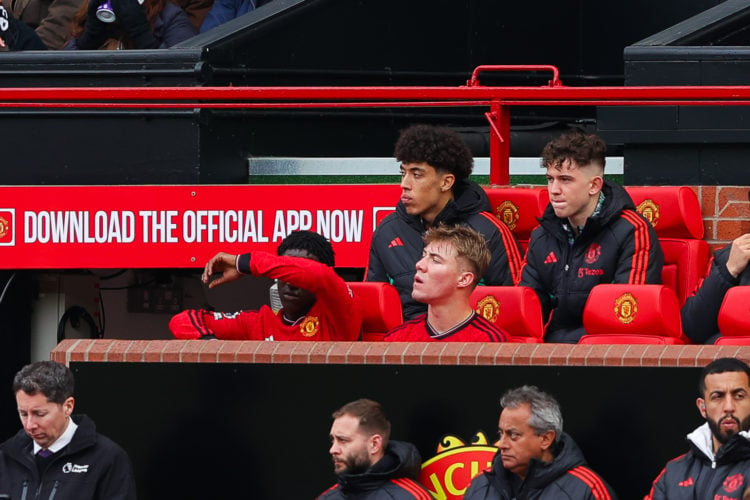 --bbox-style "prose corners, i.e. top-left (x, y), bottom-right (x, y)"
top-left (366, 124), bottom-right (523, 319)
